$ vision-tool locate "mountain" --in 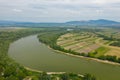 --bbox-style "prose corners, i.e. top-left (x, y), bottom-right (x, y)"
top-left (0, 20), bottom-right (17, 24)
top-left (0, 20), bottom-right (67, 27)
top-left (0, 19), bottom-right (120, 27)
top-left (0, 20), bottom-right (36, 24)
top-left (66, 19), bottom-right (120, 26)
